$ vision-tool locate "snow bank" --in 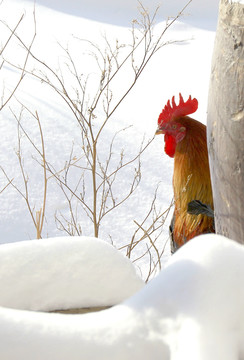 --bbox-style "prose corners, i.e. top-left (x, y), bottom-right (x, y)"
top-left (24, 0), bottom-right (219, 28)
top-left (0, 236), bottom-right (144, 311)
top-left (0, 234), bottom-right (244, 360)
